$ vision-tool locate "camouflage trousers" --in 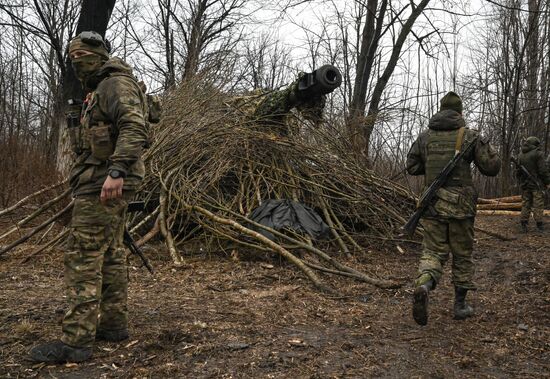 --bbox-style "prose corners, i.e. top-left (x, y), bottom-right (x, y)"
top-left (521, 190), bottom-right (546, 223)
top-left (61, 195), bottom-right (128, 348)
top-left (415, 217), bottom-right (476, 290)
